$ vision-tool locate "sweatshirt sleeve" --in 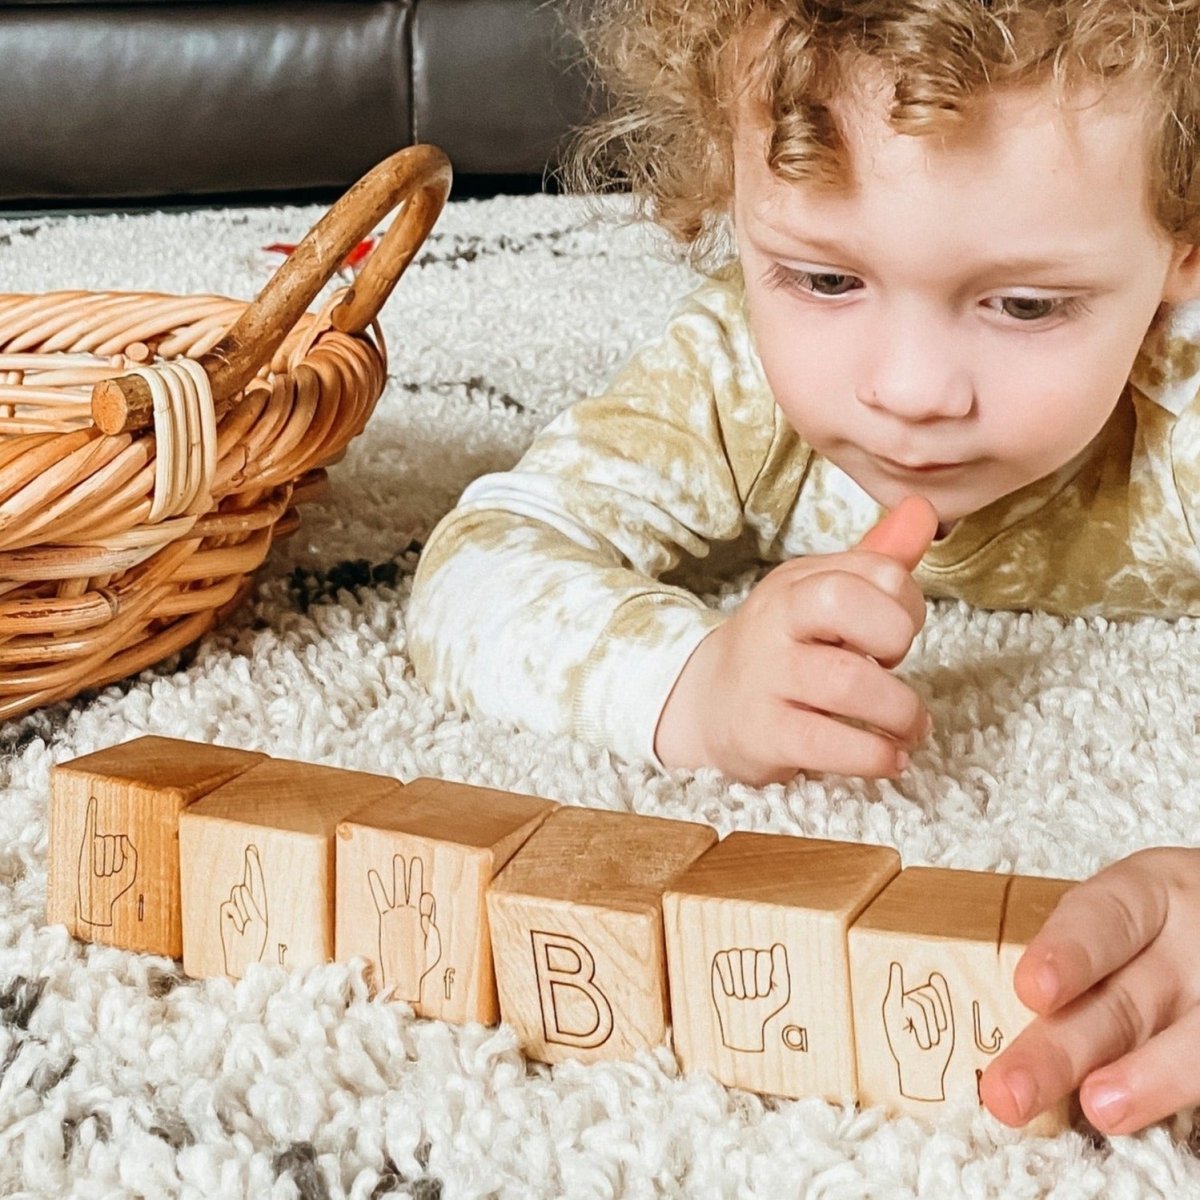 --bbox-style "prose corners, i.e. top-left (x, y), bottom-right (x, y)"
top-left (406, 272), bottom-right (780, 767)
top-left (1127, 301), bottom-right (1200, 610)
